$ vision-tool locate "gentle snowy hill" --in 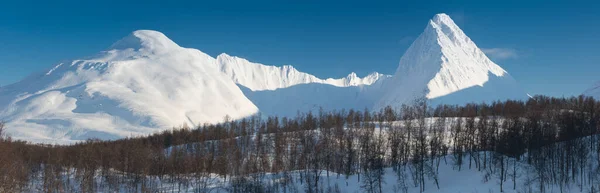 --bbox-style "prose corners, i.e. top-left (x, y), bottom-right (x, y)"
top-left (0, 30), bottom-right (258, 144)
top-left (376, 13), bottom-right (527, 110)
